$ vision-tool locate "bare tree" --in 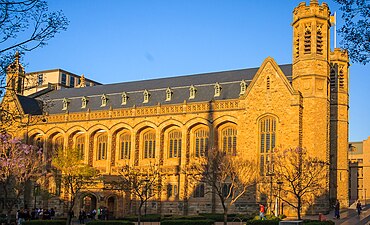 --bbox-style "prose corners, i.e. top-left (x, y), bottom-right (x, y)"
top-left (111, 163), bottom-right (162, 225)
top-left (0, 133), bottom-right (45, 223)
top-left (52, 148), bottom-right (99, 225)
top-left (272, 147), bottom-right (328, 220)
top-left (0, 0), bottom-right (69, 95)
top-left (188, 148), bottom-right (258, 225)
